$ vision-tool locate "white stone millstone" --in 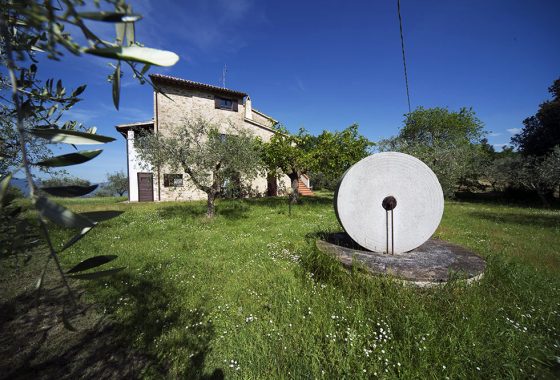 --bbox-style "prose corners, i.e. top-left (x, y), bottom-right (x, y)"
top-left (335, 152), bottom-right (444, 254)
